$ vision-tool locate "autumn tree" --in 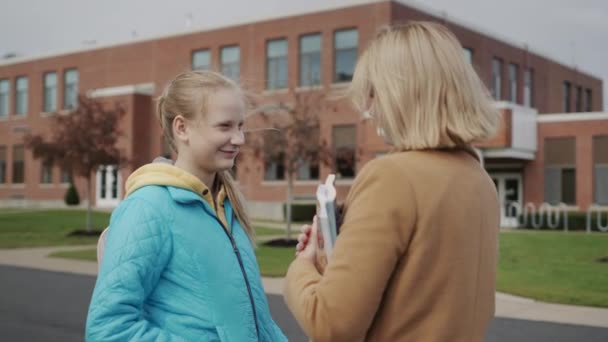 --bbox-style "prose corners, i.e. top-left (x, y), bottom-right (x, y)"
top-left (247, 90), bottom-right (340, 240)
top-left (25, 95), bottom-right (126, 233)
